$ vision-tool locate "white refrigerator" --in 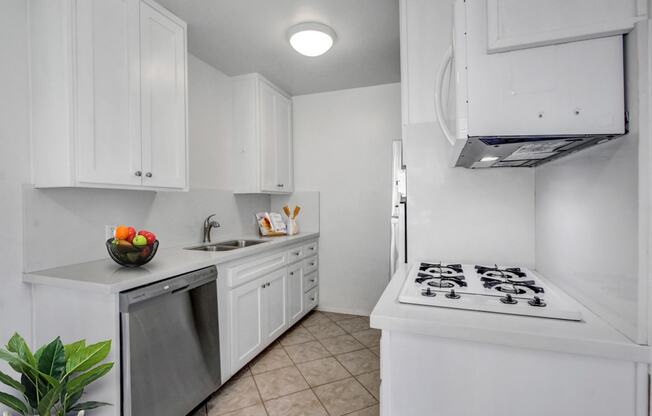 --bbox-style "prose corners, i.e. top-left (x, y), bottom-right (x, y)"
top-left (390, 140), bottom-right (407, 278)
